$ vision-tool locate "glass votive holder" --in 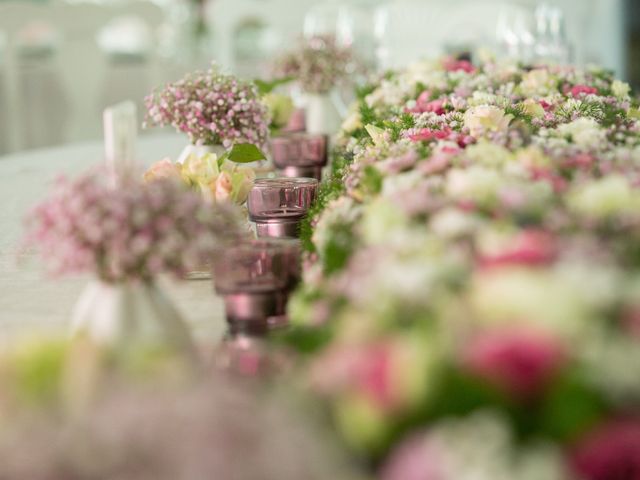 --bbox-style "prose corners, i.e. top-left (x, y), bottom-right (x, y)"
top-left (247, 177), bottom-right (318, 238)
top-left (281, 108), bottom-right (306, 133)
top-left (270, 133), bottom-right (328, 181)
top-left (212, 238), bottom-right (299, 335)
